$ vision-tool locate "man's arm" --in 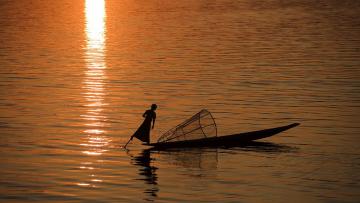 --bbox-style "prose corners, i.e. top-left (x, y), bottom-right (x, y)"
top-left (152, 118), bottom-right (156, 129)
top-left (152, 114), bottom-right (156, 129)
